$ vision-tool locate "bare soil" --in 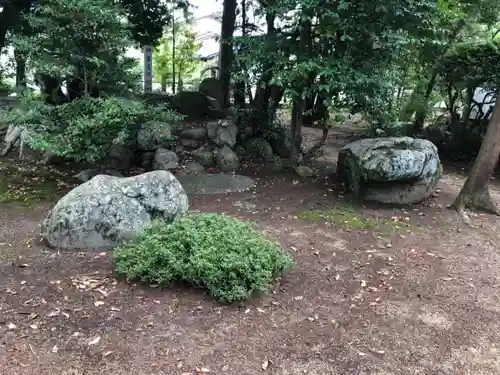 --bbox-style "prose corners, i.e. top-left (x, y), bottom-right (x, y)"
top-left (1, 127), bottom-right (500, 375)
